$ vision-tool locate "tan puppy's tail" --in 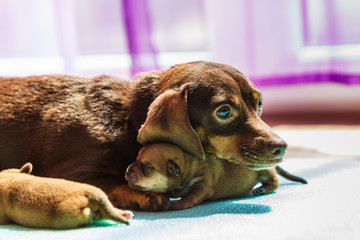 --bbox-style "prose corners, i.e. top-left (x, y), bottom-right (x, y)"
top-left (275, 166), bottom-right (308, 184)
top-left (87, 191), bottom-right (134, 225)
